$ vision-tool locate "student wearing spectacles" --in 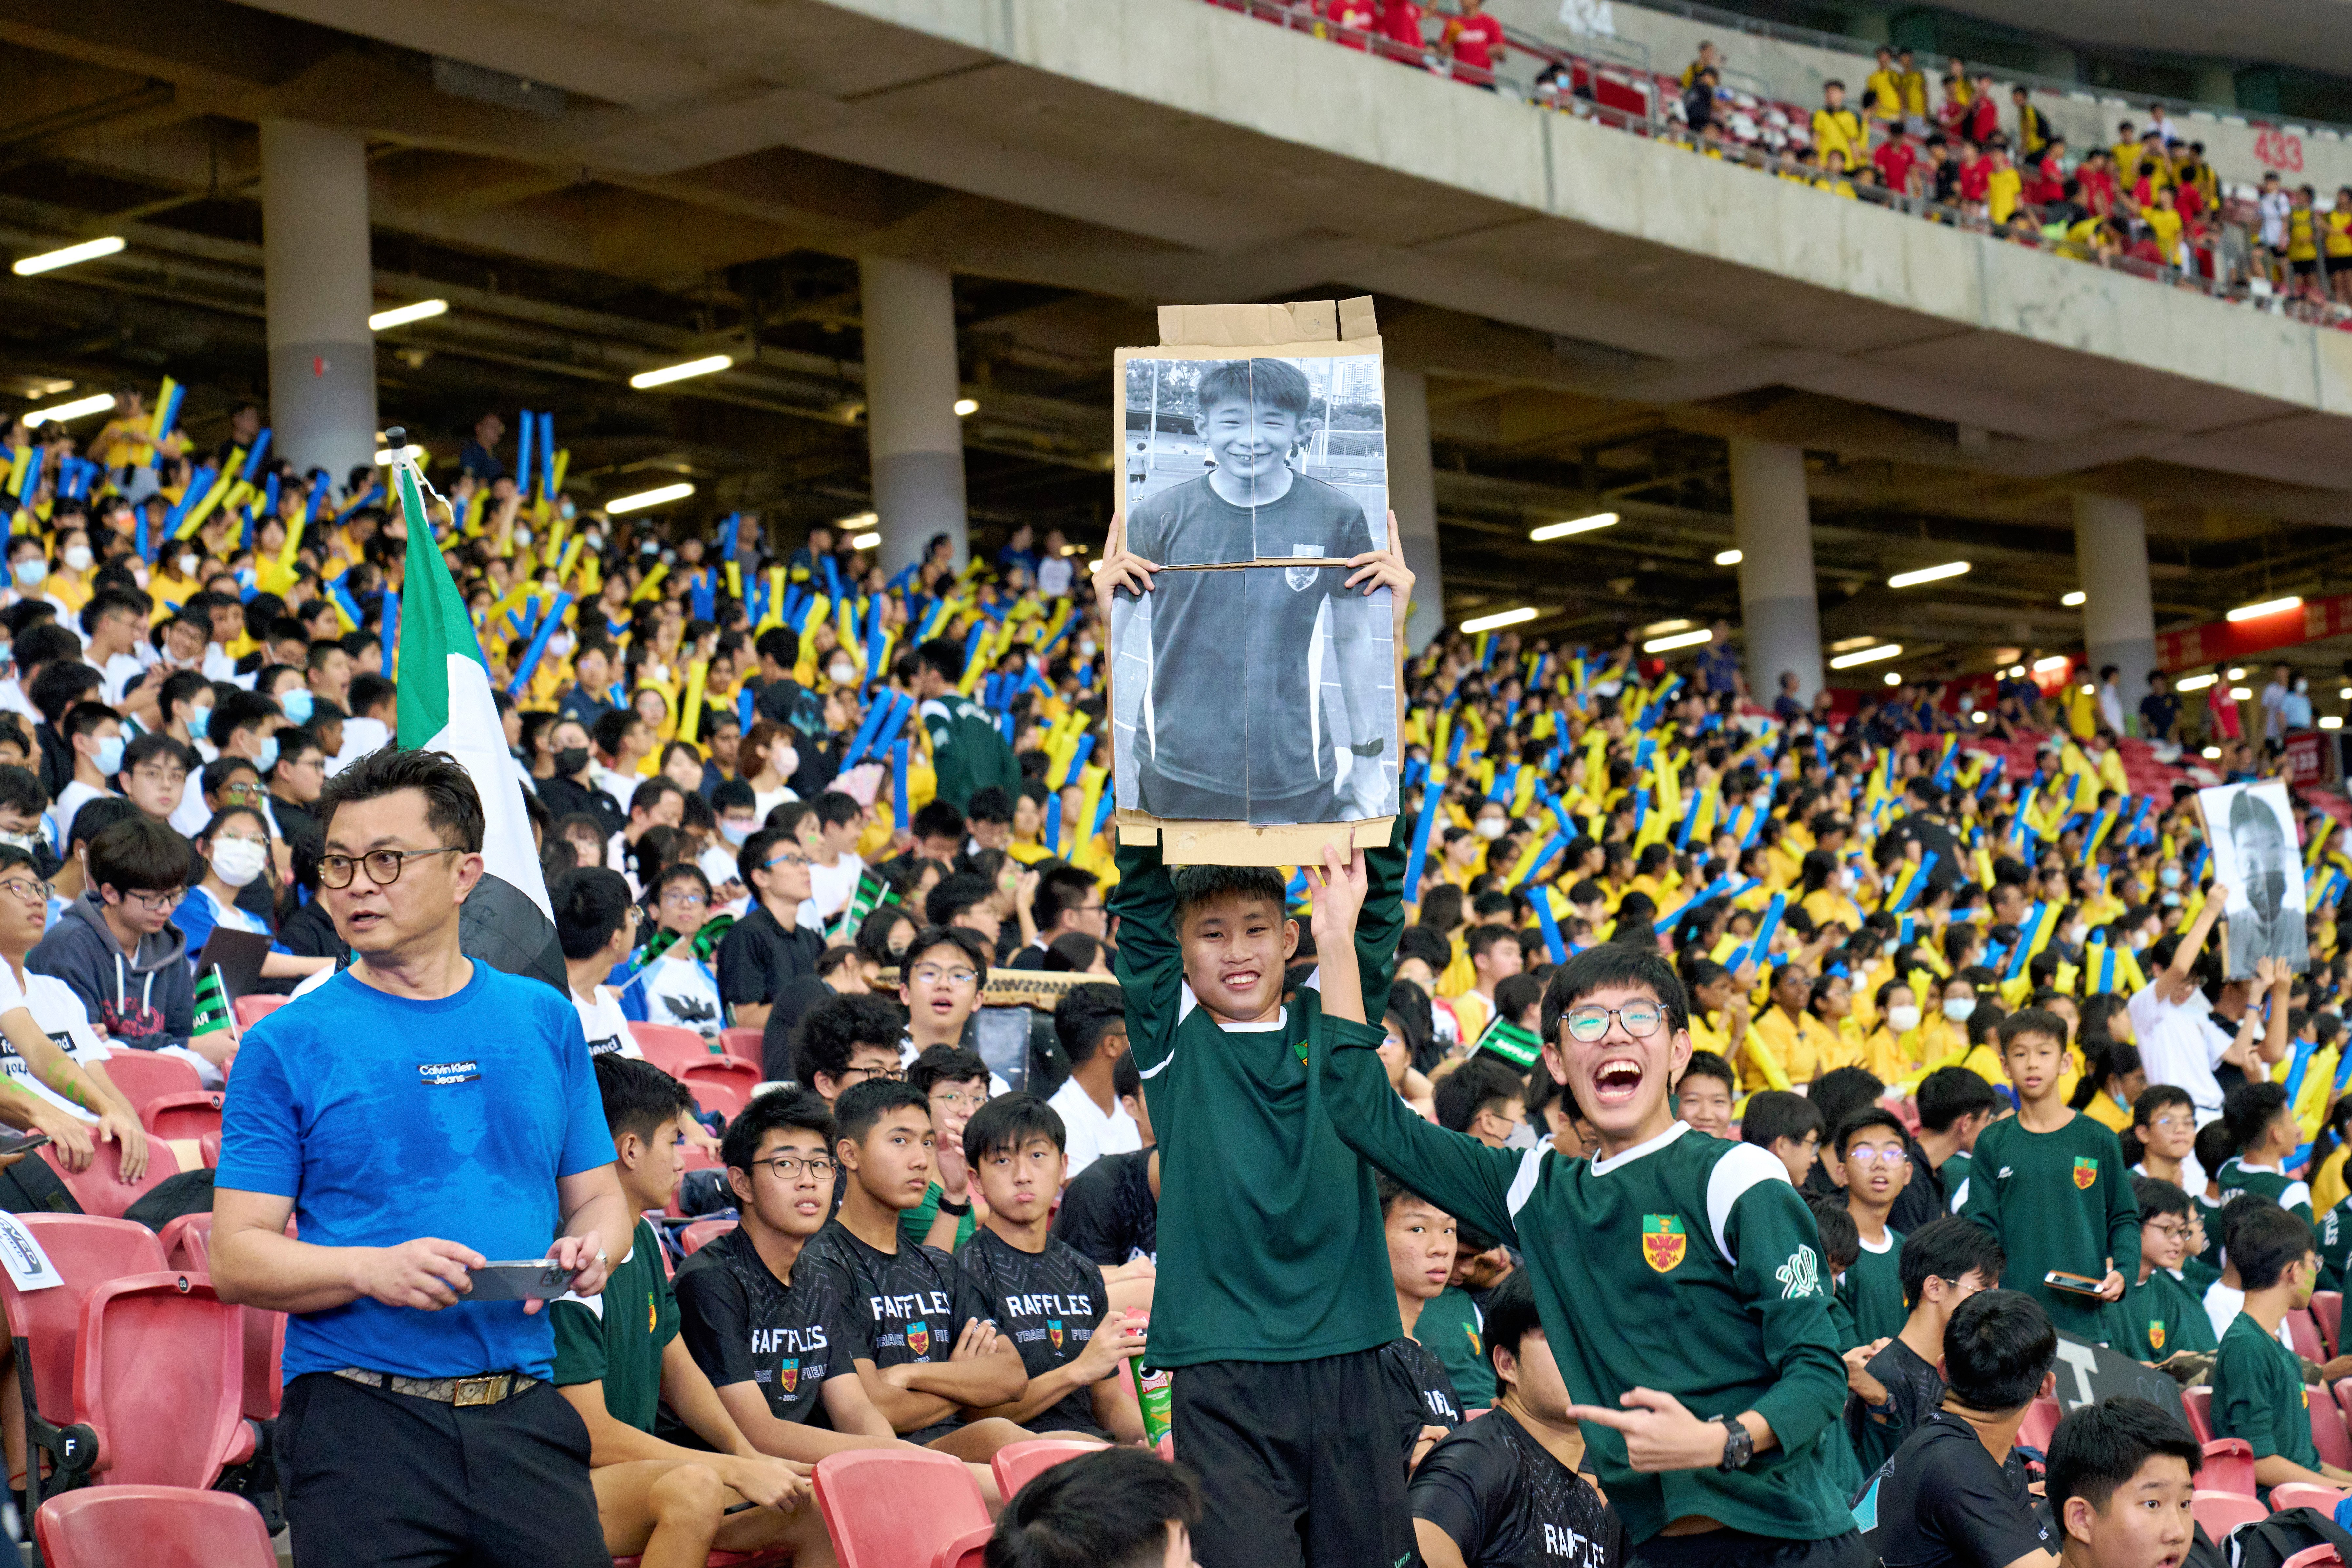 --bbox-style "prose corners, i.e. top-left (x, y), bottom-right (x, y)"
top-left (714, 825), bottom-right (822, 1036)
top-left (628, 863), bottom-right (725, 1039)
top-left (1833, 1110), bottom-right (1915, 1348)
